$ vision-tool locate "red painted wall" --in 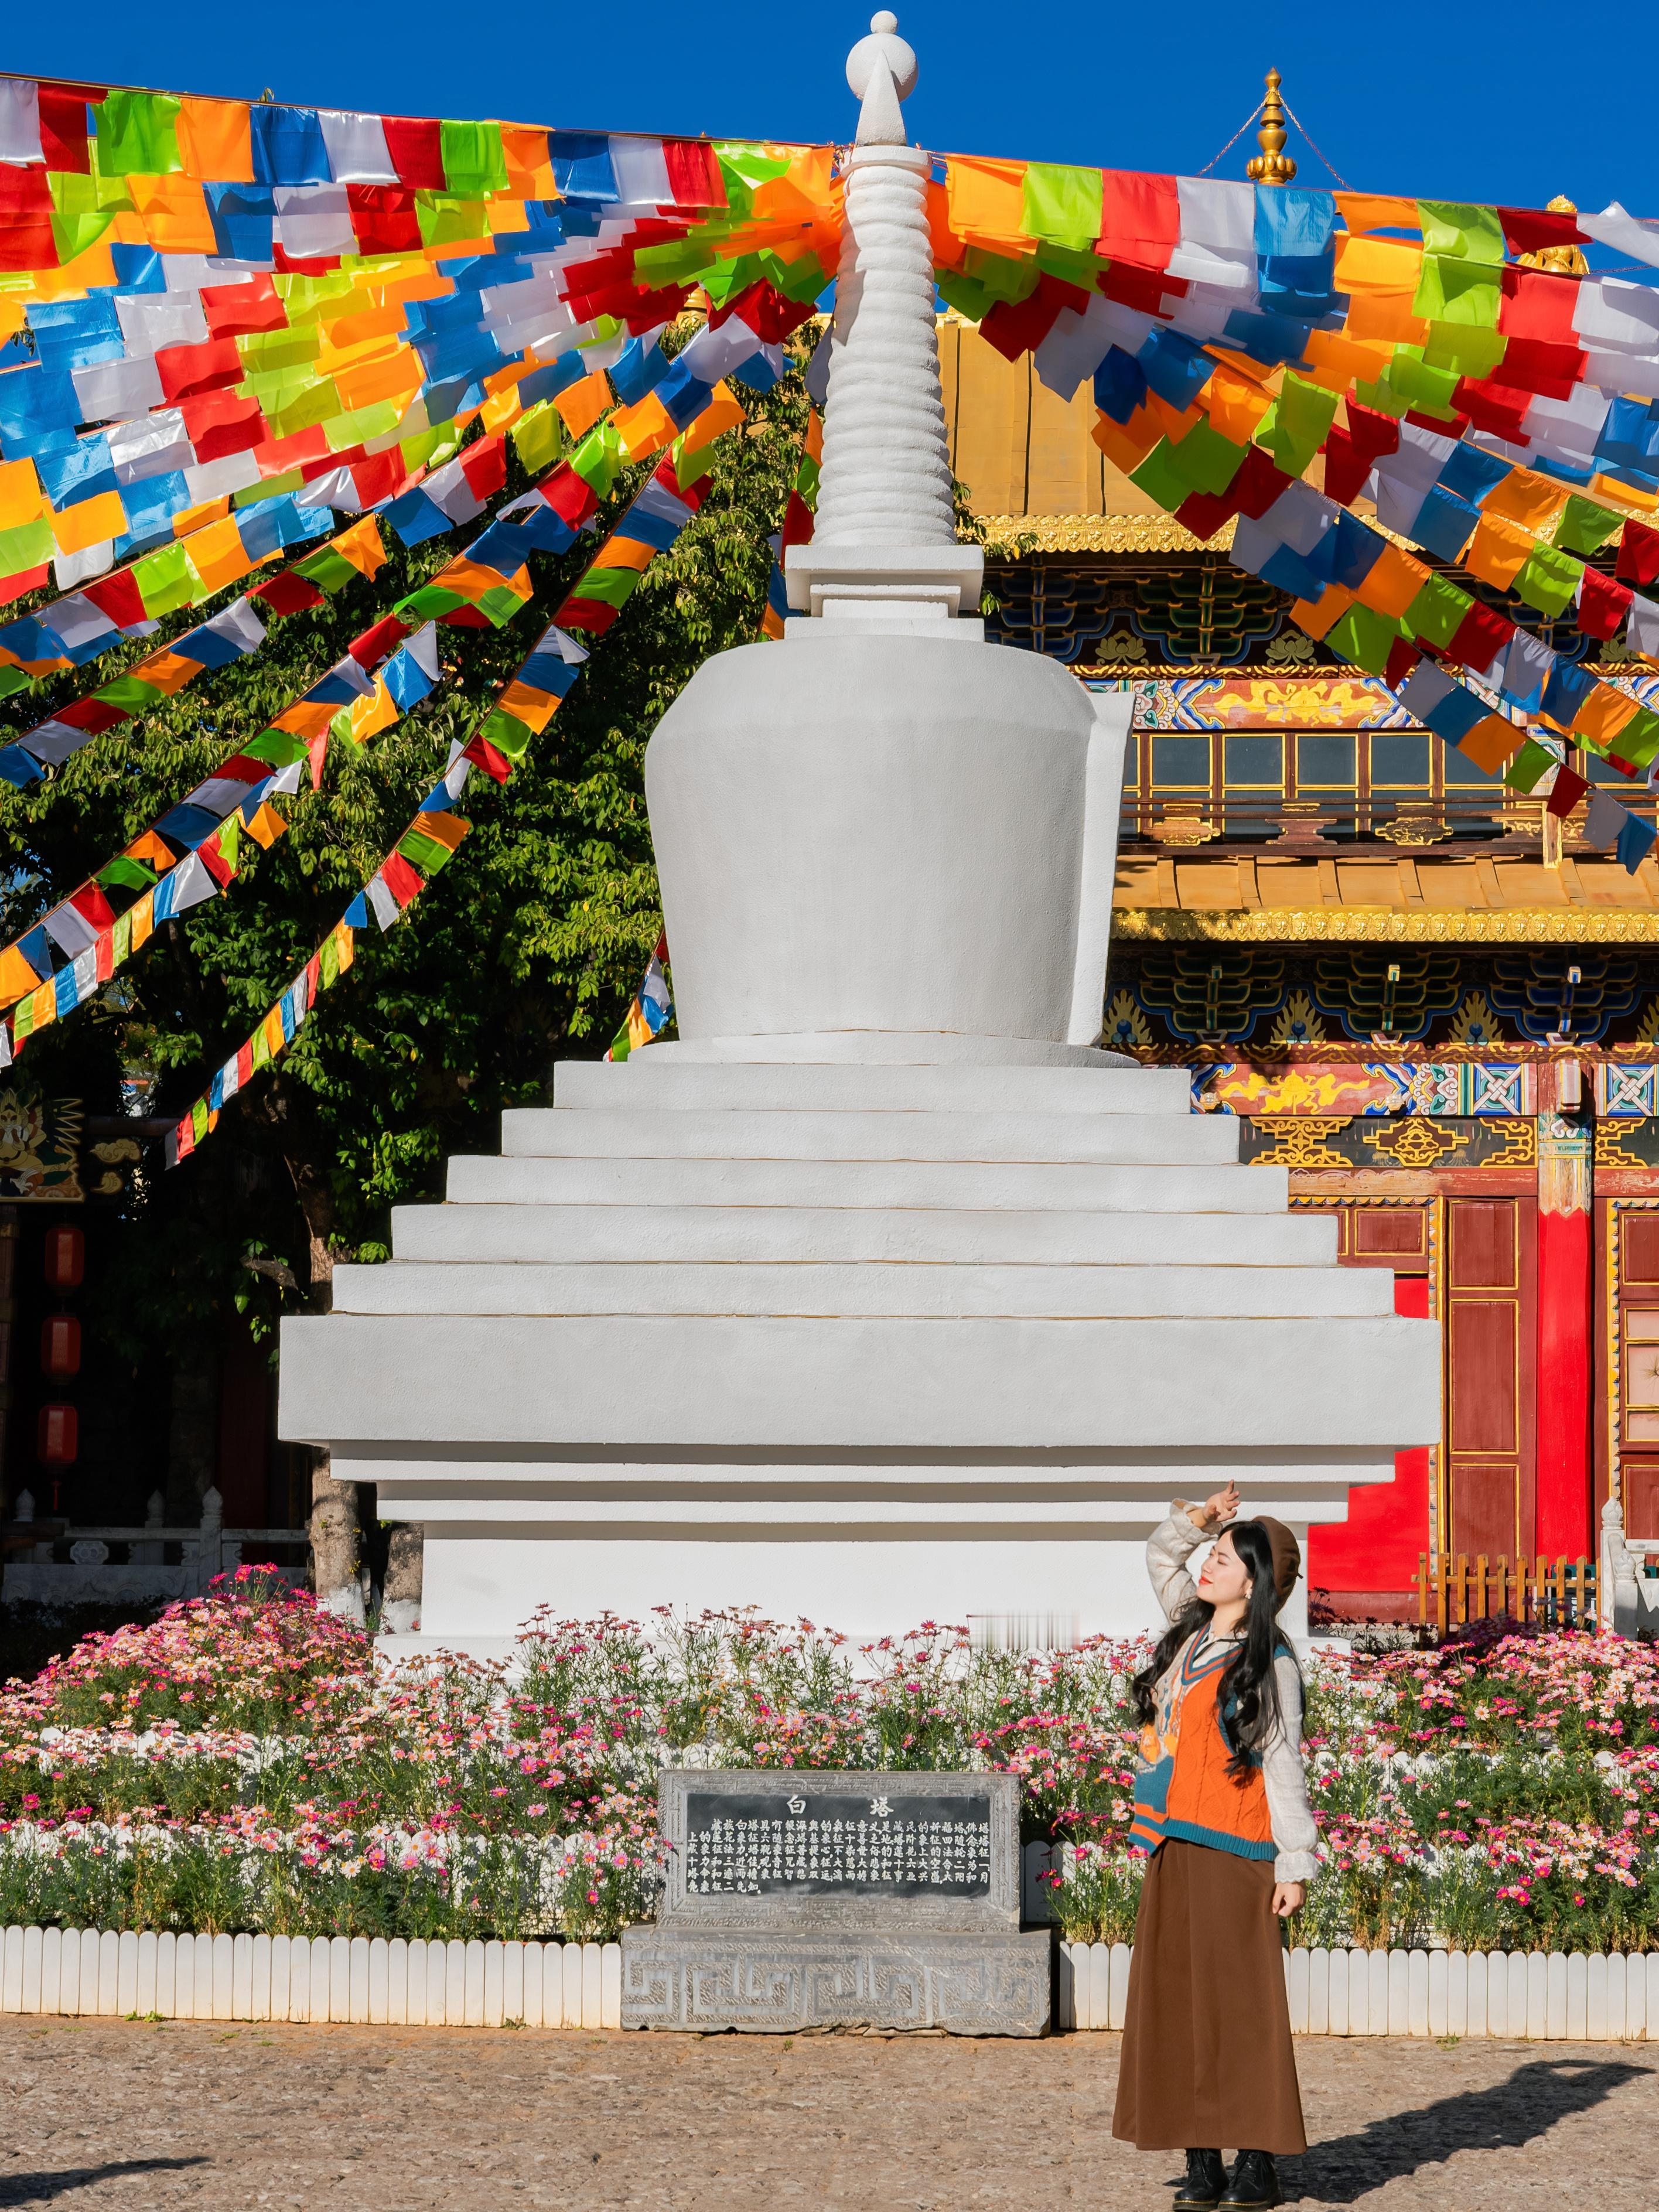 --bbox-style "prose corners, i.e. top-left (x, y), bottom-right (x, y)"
top-left (1535, 1204), bottom-right (1593, 1559)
